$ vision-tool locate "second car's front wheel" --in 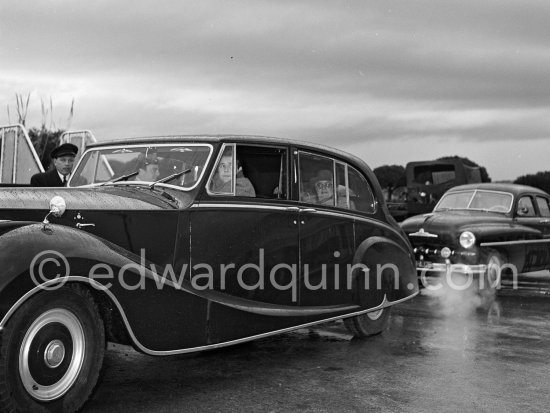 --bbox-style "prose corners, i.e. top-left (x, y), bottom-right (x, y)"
top-left (483, 251), bottom-right (503, 292)
top-left (0, 284), bottom-right (105, 413)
